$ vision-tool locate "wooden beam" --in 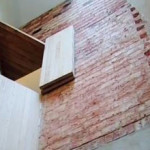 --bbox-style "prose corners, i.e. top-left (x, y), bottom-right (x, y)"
top-left (40, 26), bottom-right (75, 94)
top-left (0, 21), bottom-right (45, 80)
